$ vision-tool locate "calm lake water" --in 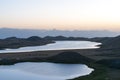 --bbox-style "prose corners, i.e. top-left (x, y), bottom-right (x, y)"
top-left (0, 41), bottom-right (101, 53)
top-left (0, 62), bottom-right (94, 80)
top-left (0, 41), bottom-right (100, 80)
